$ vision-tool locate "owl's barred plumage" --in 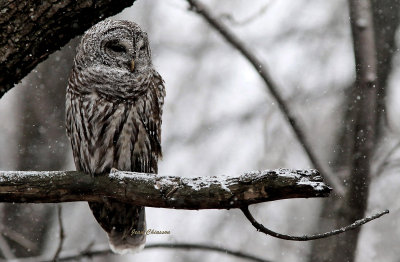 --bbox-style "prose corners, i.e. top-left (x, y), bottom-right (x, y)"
top-left (66, 20), bottom-right (165, 254)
